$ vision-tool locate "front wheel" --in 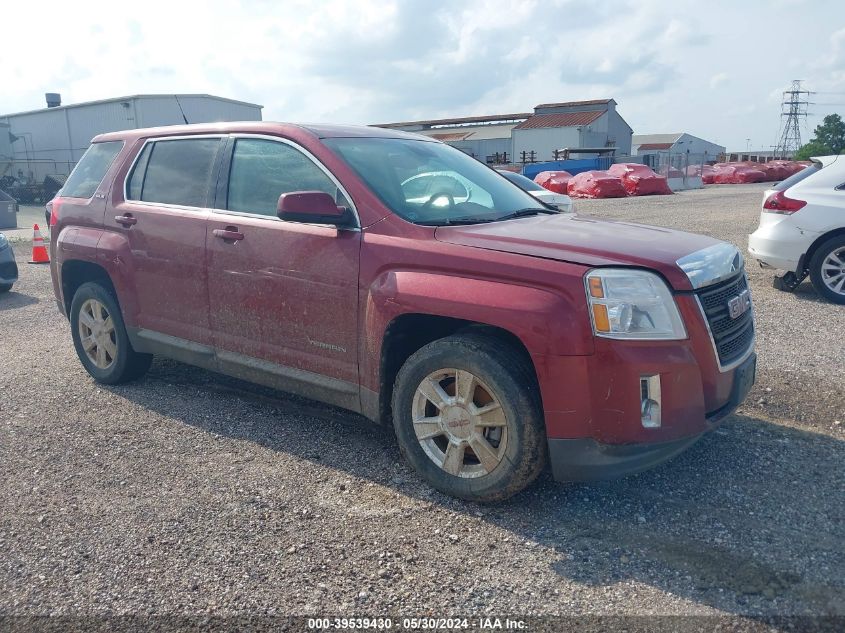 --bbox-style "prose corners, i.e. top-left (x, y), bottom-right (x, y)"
top-left (0, 283), bottom-right (11, 293)
top-left (392, 333), bottom-right (546, 502)
top-left (809, 235), bottom-right (845, 304)
top-left (69, 282), bottom-right (152, 384)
